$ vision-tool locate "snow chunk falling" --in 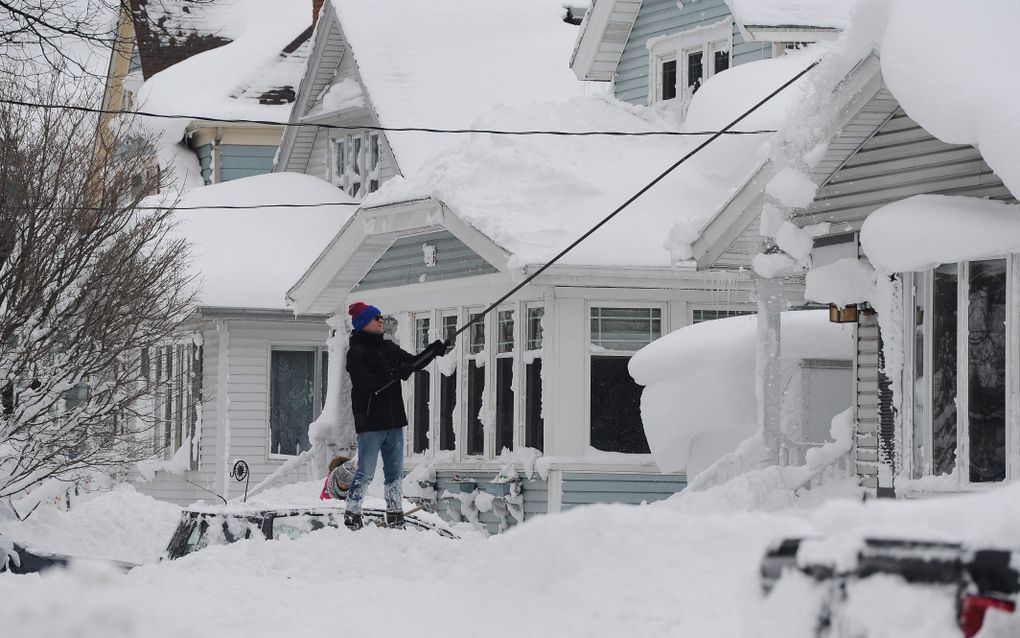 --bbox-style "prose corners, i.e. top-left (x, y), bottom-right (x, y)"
top-left (765, 167), bottom-right (818, 209)
top-left (804, 258), bottom-right (877, 304)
